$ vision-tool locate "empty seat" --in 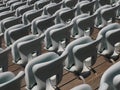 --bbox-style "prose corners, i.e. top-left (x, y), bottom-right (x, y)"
top-left (76, 0), bottom-right (96, 15)
top-left (95, 4), bottom-right (119, 28)
top-left (44, 23), bottom-right (72, 52)
top-left (70, 13), bottom-right (89, 38)
top-left (10, 1), bottom-right (27, 10)
top-left (0, 10), bottom-right (15, 21)
top-left (34, 0), bottom-right (50, 10)
top-left (22, 9), bottom-right (43, 25)
top-left (0, 6), bottom-right (10, 13)
top-left (43, 2), bottom-right (62, 16)
top-left (99, 61), bottom-right (120, 90)
top-left (25, 52), bottom-right (67, 90)
top-left (0, 71), bottom-right (24, 90)
top-left (63, 0), bottom-right (78, 9)
top-left (11, 34), bottom-right (44, 66)
top-left (31, 15), bottom-right (55, 35)
top-left (97, 23), bottom-right (120, 60)
top-left (76, 13), bottom-right (97, 37)
top-left (4, 24), bottom-right (30, 46)
top-left (16, 4), bottom-right (34, 16)
top-left (57, 7), bottom-right (76, 24)
top-left (0, 47), bottom-right (10, 72)
top-left (64, 35), bottom-right (102, 74)
top-left (6, 0), bottom-right (20, 6)
top-left (0, 16), bottom-right (22, 34)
